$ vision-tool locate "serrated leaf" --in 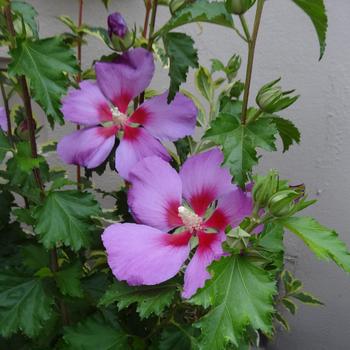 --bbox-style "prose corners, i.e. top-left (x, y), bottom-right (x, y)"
top-left (159, 0), bottom-right (233, 34)
top-left (204, 112), bottom-right (277, 186)
top-left (258, 223), bottom-right (284, 253)
top-left (195, 66), bottom-right (213, 101)
top-left (281, 216), bottom-right (350, 273)
top-left (63, 314), bottom-right (128, 350)
top-left (292, 292), bottom-right (323, 305)
top-left (99, 280), bottom-right (176, 319)
top-left (12, 1), bottom-right (38, 38)
top-left (0, 130), bottom-right (12, 163)
top-left (56, 262), bottom-right (83, 298)
top-left (15, 142), bottom-right (43, 172)
top-left (292, 0), bottom-right (327, 59)
top-left (21, 244), bottom-right (49, 271)
top-left (8, 37), bottom-right (78, 125)
top-left (0, 271), bottom-right (53, 337)
top-left (282, 298), bottom-right (297, 315)
top-left (159, 325), bottom-right (196, 350)
top-left (34, 190), bottom-right (101, 251)
top-left (163, 32), bottom-right (198, 101)
top-left (270, 116), bottom-right (300, 152)
top-left (191, 255), bottom-right (276, 349)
